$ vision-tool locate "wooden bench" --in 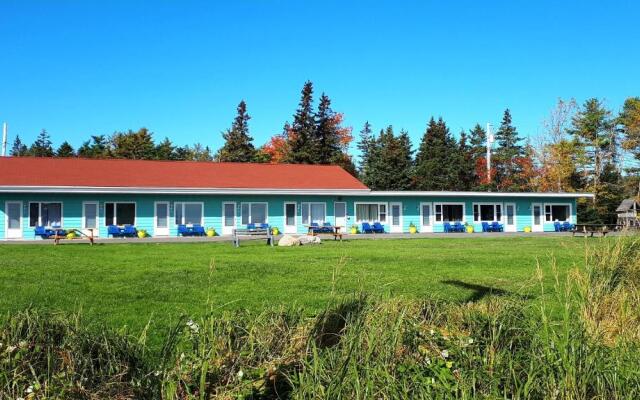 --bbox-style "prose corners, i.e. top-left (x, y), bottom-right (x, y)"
top-left (52, 228), bottom-right (95, 245)
top-left (572, 224), bottom-right (622, 237)
top-left (307, 225), bottom-right (343, 241)
top-left (232, 228), bottom-right (274, 247)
